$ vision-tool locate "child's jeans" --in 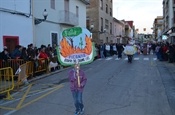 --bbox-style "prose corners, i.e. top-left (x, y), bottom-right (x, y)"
top-left (72, 90), bottom-right (84, 112)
